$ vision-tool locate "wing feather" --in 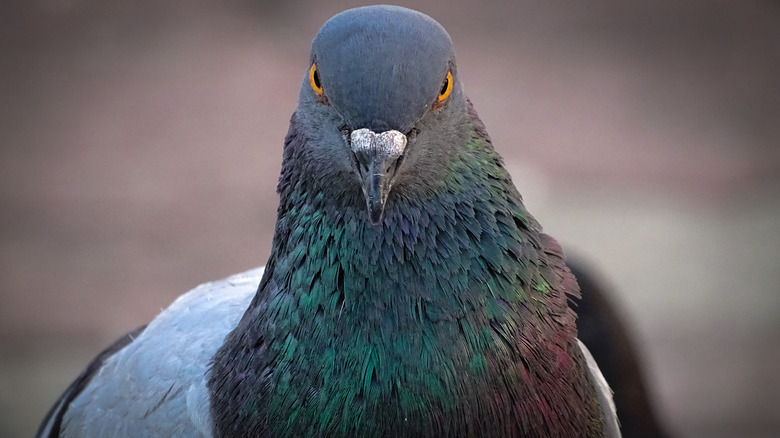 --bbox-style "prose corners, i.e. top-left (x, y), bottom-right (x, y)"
top-left (39, 267), bottom-right (264, 438)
